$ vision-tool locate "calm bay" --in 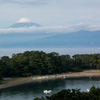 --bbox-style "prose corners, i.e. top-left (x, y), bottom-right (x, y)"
top-left (1, 76), bottom-right (100, 100)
